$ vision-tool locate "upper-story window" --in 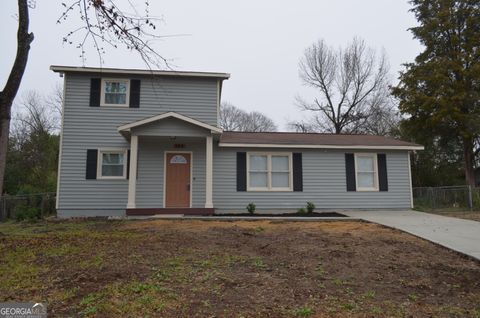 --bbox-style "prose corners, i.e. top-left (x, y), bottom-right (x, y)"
top-left (101, 79), bottom-right (130, 106)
